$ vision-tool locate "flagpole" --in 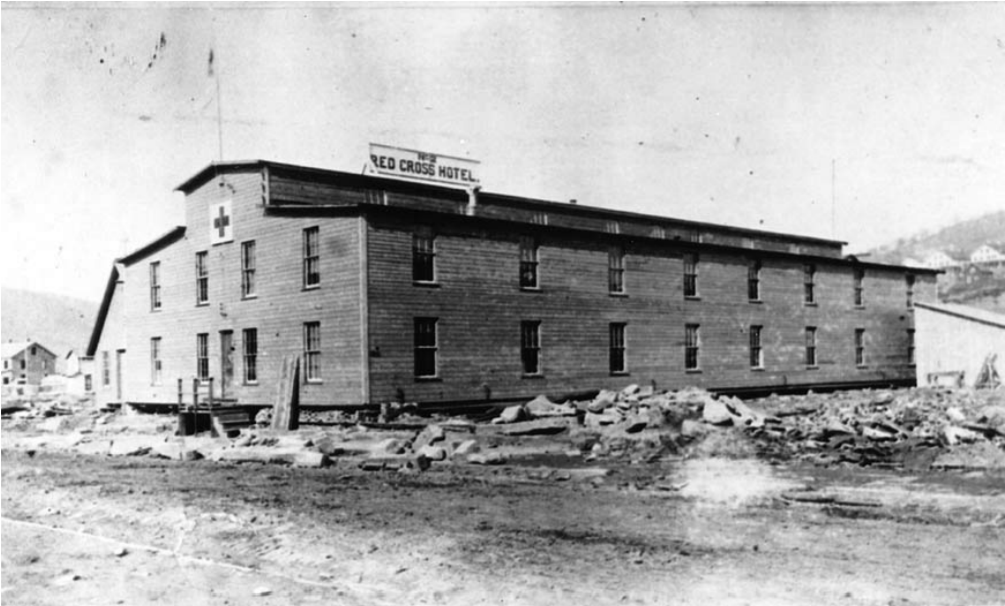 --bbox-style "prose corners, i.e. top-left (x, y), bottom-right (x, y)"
top-left (214, 51), bottom-right (223, 162)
